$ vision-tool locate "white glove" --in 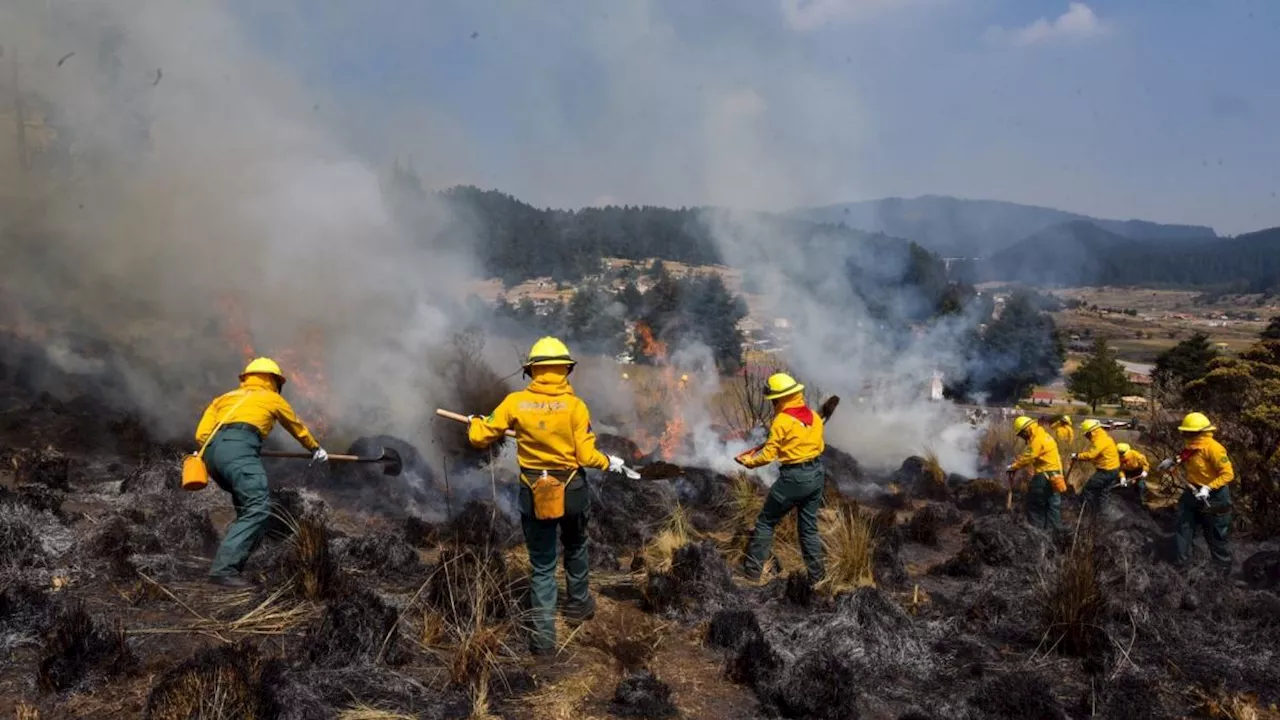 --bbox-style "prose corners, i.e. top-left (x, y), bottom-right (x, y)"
top-left (1157, 458), bottom-right (1175, 472)
top-left (1005, 464), bottom-right (1016, 473)
top-left (1195, 485), bottom-right (1211, 502)
top-left (1138, 471), bottom-right (1148, 480)
top-left (1070, 453), bottom-right (1079, 461)
top-left (607, 455), bottom-right (626, 473)
top-left (312, 447), bottom-right (329, 463)
top-left (1119, 476), bottom-right (1130, 488)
